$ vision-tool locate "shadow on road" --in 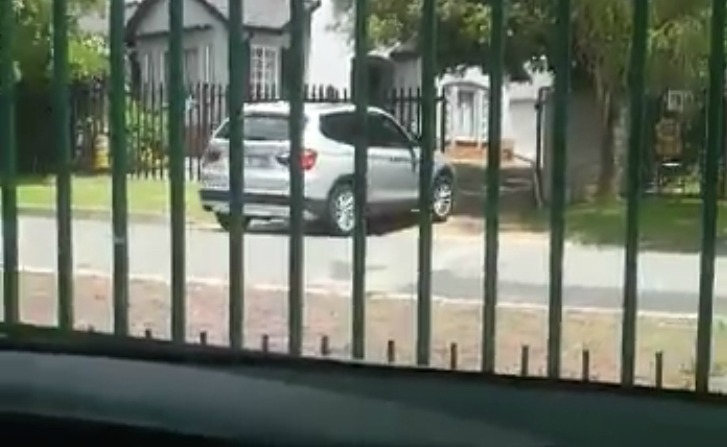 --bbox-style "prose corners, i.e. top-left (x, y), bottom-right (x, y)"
top-left (452, 161), bottom-right (539, 231)
top-left (209, 214), bottom-right (419, 238)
